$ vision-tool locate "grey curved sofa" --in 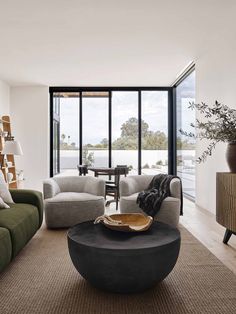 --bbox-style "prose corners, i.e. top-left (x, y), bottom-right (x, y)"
top-left (43, 176), bottom-right (105, 228)
top-left (120, 175), bottom-right (181, 227)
